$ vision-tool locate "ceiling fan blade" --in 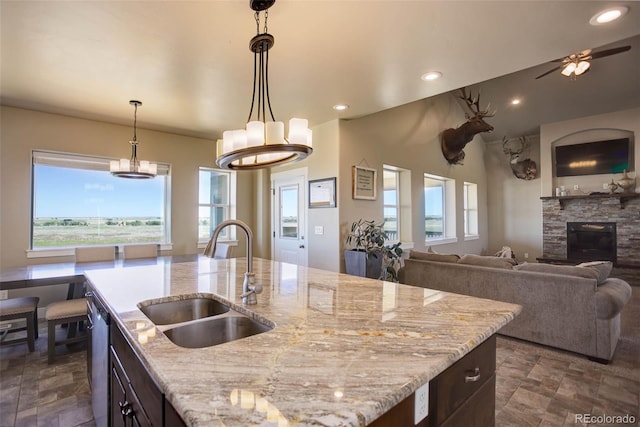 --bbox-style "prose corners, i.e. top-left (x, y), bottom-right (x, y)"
top-left (590, 45), bottom-right (631, 60)
top-left (535, 65), bottom-right (563, 79)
